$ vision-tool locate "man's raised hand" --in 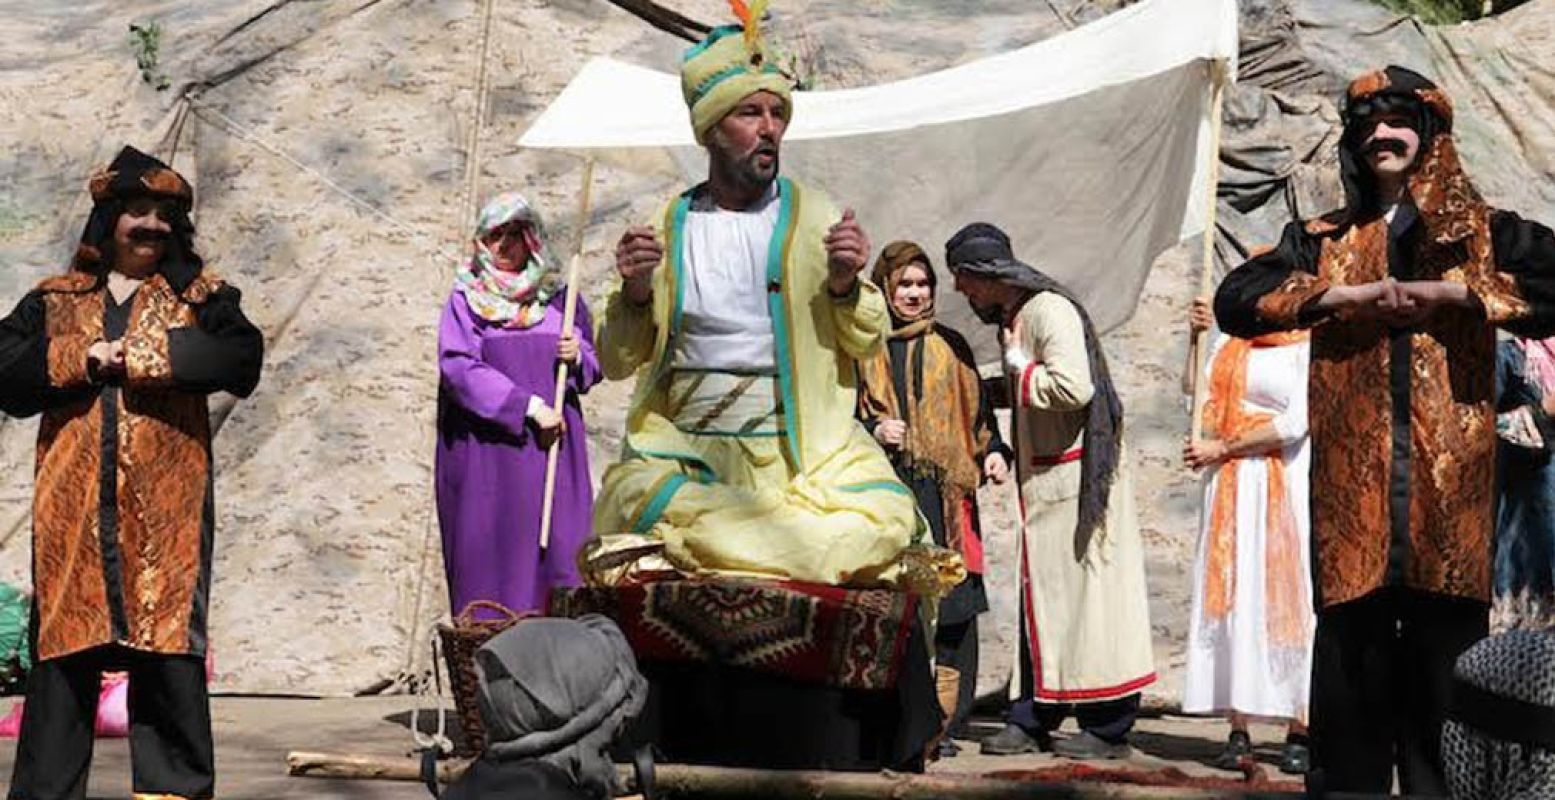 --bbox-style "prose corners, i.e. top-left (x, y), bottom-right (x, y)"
top-left (616, 225), bottom-right (663, 306)
top-left (824, 208), bottom-right (871, 297)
